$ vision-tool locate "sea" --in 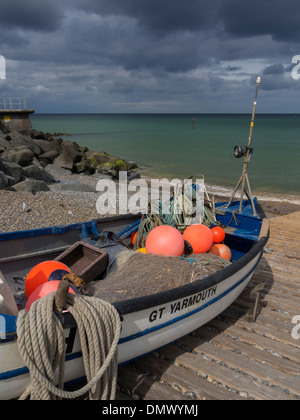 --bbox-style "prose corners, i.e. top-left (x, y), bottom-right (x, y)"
top-left (30, 113), bottom-right (300, 202)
